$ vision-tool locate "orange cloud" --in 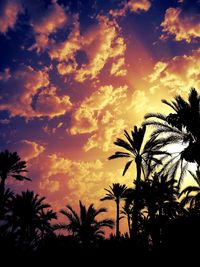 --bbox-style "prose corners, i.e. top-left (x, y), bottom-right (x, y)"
top-left (70, 84), bottom-right (128, 151)
top-left (161, 7), bottom-right (200, 43)
top-left (29, 2), bottom-right (67, 52)
top-left (110, 57), bottom-right (127, 76)
top-left (110, 0), bottom-right (151, 17)
top-left (148, 48), bottom-right (200, 96)
top-left (0, 66), bottom-right (72, 118)
top-left (36, 152), bottom-right (133, 212)
top-left (36, 153), bottom-right (105, 203)
top-left (48, 16), bottom-right (80, 62)
top-left (70, 85), bottom-right (127, 134)
top-left (0, 0), bottom-right (23, 34)
top-left (84, 118), bottom-right (126, 152)
top-left (35, 86), bottom-right (72, 118)
top-left (127, 0), bottom-right (151, 13)
top-left (11, 140), bottom-right (45, 161)
top-left (49, 15), bottom-right (126, 82)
